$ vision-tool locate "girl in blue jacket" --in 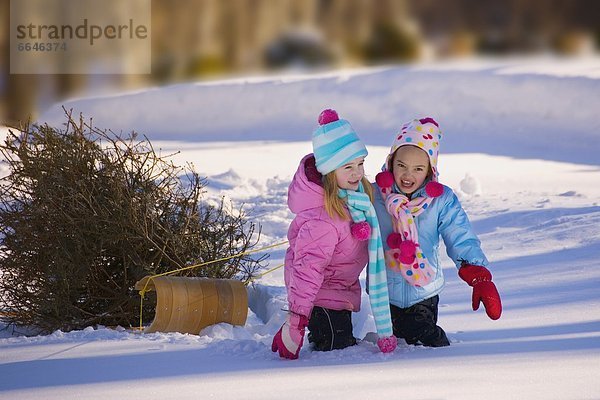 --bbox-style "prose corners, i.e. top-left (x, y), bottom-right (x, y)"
top-left (372, 117), bottom-right (502, 347)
